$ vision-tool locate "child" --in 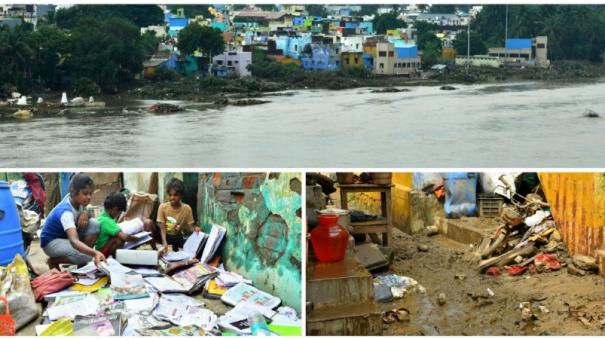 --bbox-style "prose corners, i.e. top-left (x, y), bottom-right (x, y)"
top-left (94, 192), bottom-right (143, 257)
top-left (41, 173), bottom-right (106, 267)
top-left (155, 178), bottom-right (199, 255)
